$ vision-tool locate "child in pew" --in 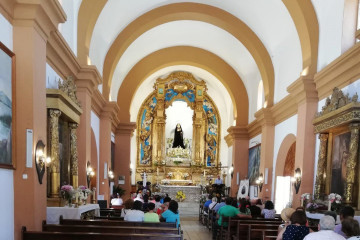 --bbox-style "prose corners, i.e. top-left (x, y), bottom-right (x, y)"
top-left (161, 200), bottom-right (180, 228)
top-left (144, 202), bottom-right (160, 222)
